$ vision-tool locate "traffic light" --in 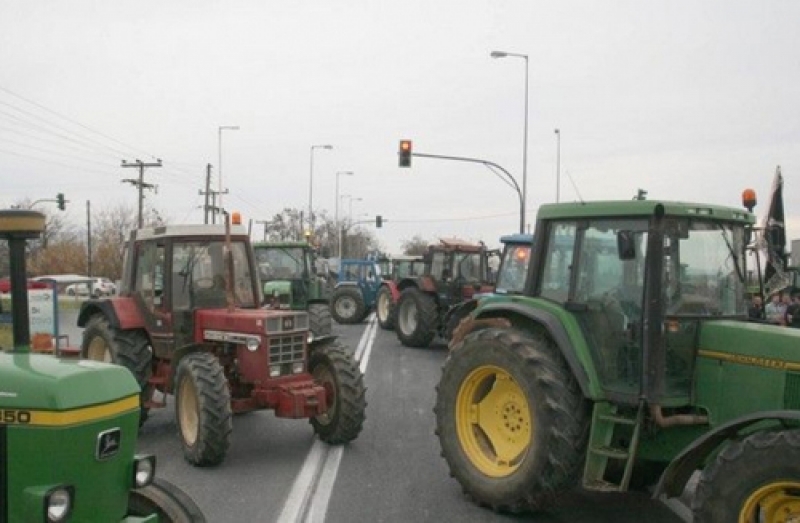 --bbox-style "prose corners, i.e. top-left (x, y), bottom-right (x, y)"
top-left (398, 140), bottom-right (412, 168)
top-left (56, 193), bottom-right (66, 211)
top-left (376, 215), bottom-right (383, 228)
